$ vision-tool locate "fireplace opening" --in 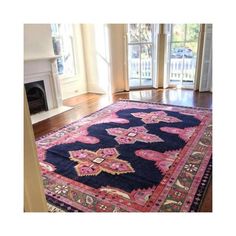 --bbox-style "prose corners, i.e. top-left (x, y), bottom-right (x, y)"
top-left (25, 81), bottom-right (48, 115)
